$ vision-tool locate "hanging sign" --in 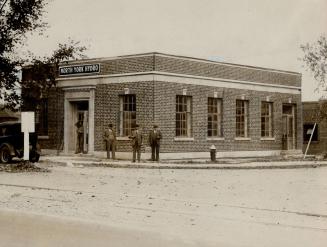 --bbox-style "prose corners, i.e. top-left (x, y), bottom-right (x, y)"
top-left (21, 112), bottom-right (35, 160)
top-left (59, 64), bottom-right (100, 76)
